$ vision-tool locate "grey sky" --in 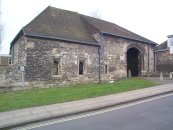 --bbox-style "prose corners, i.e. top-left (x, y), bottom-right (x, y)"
top-left (1, 0), bottom-right (173, 54)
